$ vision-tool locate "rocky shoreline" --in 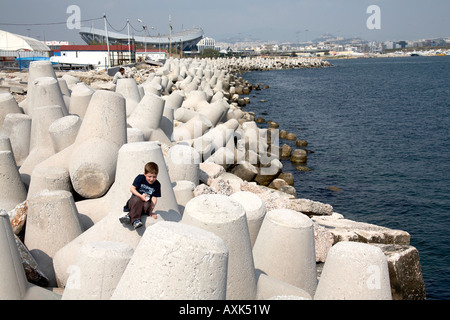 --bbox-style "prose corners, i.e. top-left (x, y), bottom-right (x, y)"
top-left (0, 56), bottom-right (425, 300)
